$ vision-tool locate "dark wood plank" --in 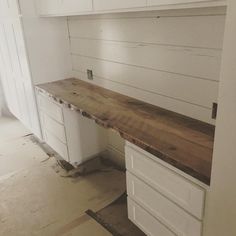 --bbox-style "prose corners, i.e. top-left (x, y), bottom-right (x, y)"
top-left (36, 78), bottom-right (215, 185)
